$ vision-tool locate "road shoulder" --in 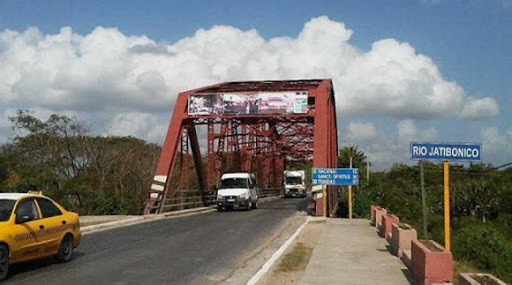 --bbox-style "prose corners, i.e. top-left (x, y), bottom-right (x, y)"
top-left (218, 213), bottom-right (309, 284)
top-left (258, 217), bottom-right (326, 285)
